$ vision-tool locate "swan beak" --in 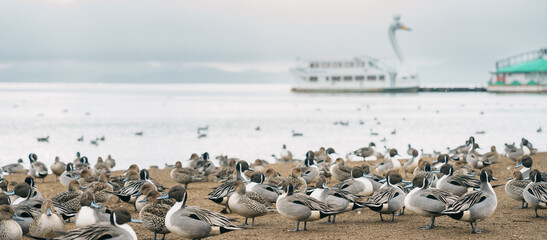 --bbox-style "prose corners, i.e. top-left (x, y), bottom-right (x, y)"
top-left (130, 218), bottom-right (142, 223)
top-left (157, 194), bottom-right (169, 200)
top-left (400, 25), bottom-right (411, 31)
